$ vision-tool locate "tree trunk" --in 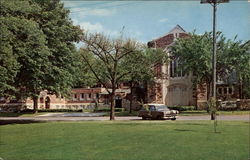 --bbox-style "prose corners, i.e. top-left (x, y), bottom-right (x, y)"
top-left (110, 93), bottom-right (115, 120)
top-left (211, 111), bottom-right (216, 120)
top-left (110, 85), bottom-right (116, 120)
top-left (33, 96), bottom-right (38, 114)
top-left (240, 79), bottom-right (243, 99)
top-left (129, 82), bottom-right (133, 114)
top-left (207, 82), bottom-right (211, 101)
